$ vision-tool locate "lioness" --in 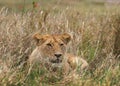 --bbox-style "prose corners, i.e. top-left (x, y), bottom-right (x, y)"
top-left (28, 33), bottom-right (88, 75)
